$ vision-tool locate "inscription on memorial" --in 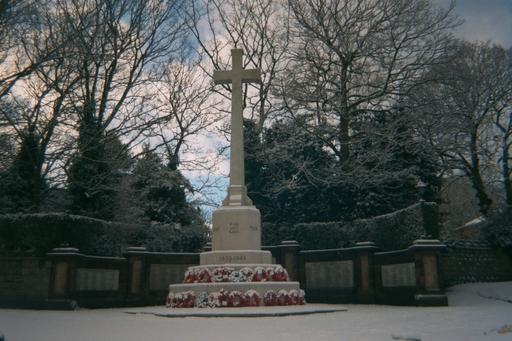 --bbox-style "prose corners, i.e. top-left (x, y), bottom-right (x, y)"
top-left (76, 268), bottom-right (119, 291)
top-left (305, 260), bottom-right (354, 289)
top-left (381, 262), bottom-right (416, 287)
top-left (218, 255), bottom-right (246, 263)
top-left (228, 222), bottom-right (239, 233)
